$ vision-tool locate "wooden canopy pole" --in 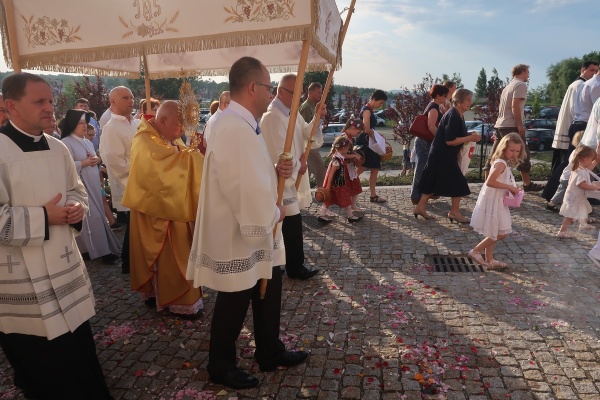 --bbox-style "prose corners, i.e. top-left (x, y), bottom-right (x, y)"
top-left (4, 0), bottom-right (22, 72)
top-left (142, 55), bottom-right (152, 113)
top-left (260, 37), bottom-right (312, 299)
top-left (295, 0), bottom-right (356, 189)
